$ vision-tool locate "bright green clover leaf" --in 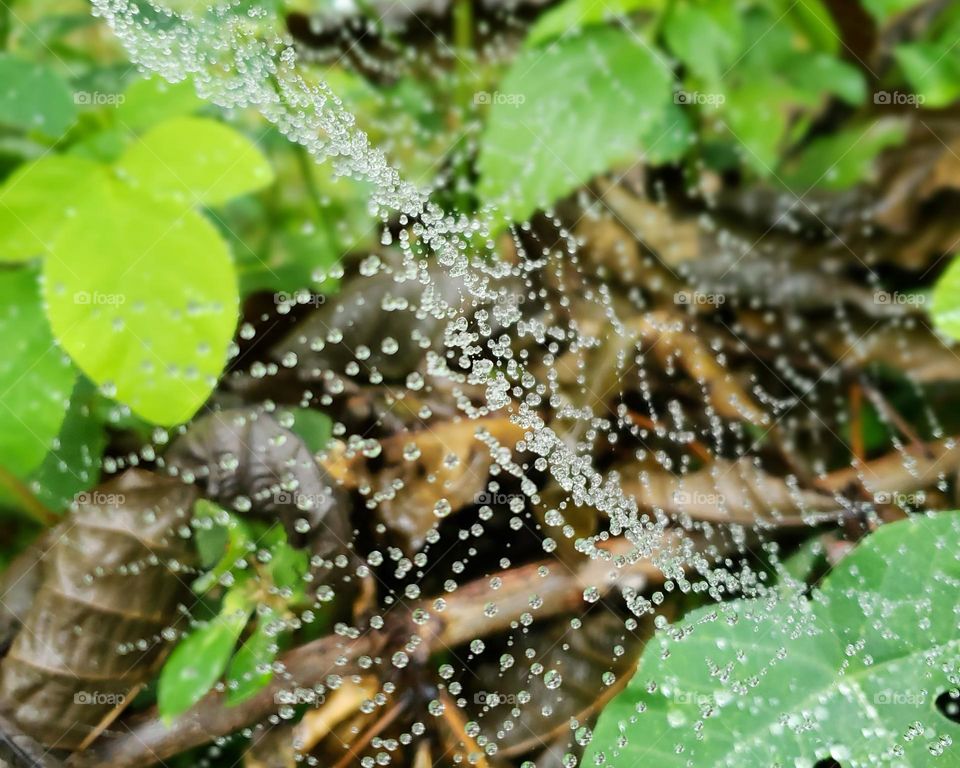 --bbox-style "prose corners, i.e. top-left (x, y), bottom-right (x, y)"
top-left (158, 581), bottom-right (254, 720)
top-left (0, 155), bottom-right (110, 262)
top-left (0, 54), bottom-right (77, 137)
top-left (585, 513), bottom-right (960, 767)
top-left (226, 608), bottom-right (279, 706)
top-left (0, 268), bottom-right (76, 479)
top-left (116, 77), bottom-right (205, 132)
top-left (931, 255), bottom-right (960, 342)
top-left (43, 181), bottom-right (238, 426)
top-left (477, 25), bottom-right (672, 224)
top-left (116, 116), bottom-right (275, 206)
